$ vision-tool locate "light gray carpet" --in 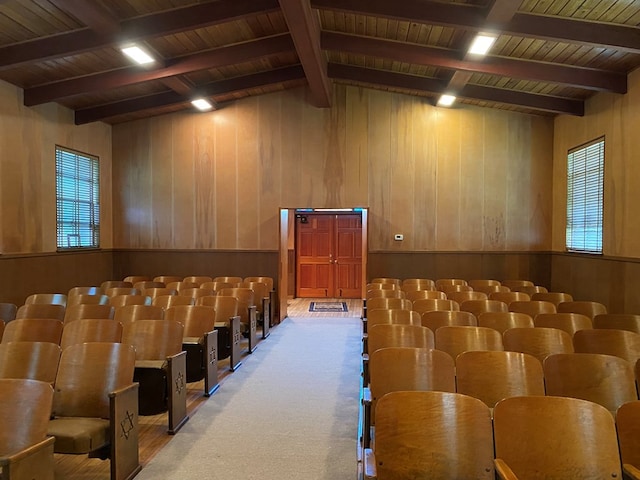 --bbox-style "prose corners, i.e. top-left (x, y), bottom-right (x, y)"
top-left (135, 316), bottom-right (362, 479)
